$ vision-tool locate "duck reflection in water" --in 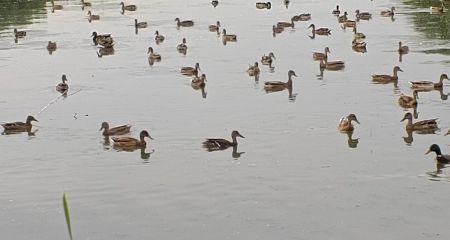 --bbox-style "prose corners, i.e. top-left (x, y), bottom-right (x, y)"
top-left (402, 129), bottom-right (413, 145)
top-left (2, 128), bottom-right (38, 137)
top-left (203, 130), bottom-right (245, 159)
top-left (346, 131), bottom-right (359, 148)
top-left (191, 74), bottom-right (207, 99)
